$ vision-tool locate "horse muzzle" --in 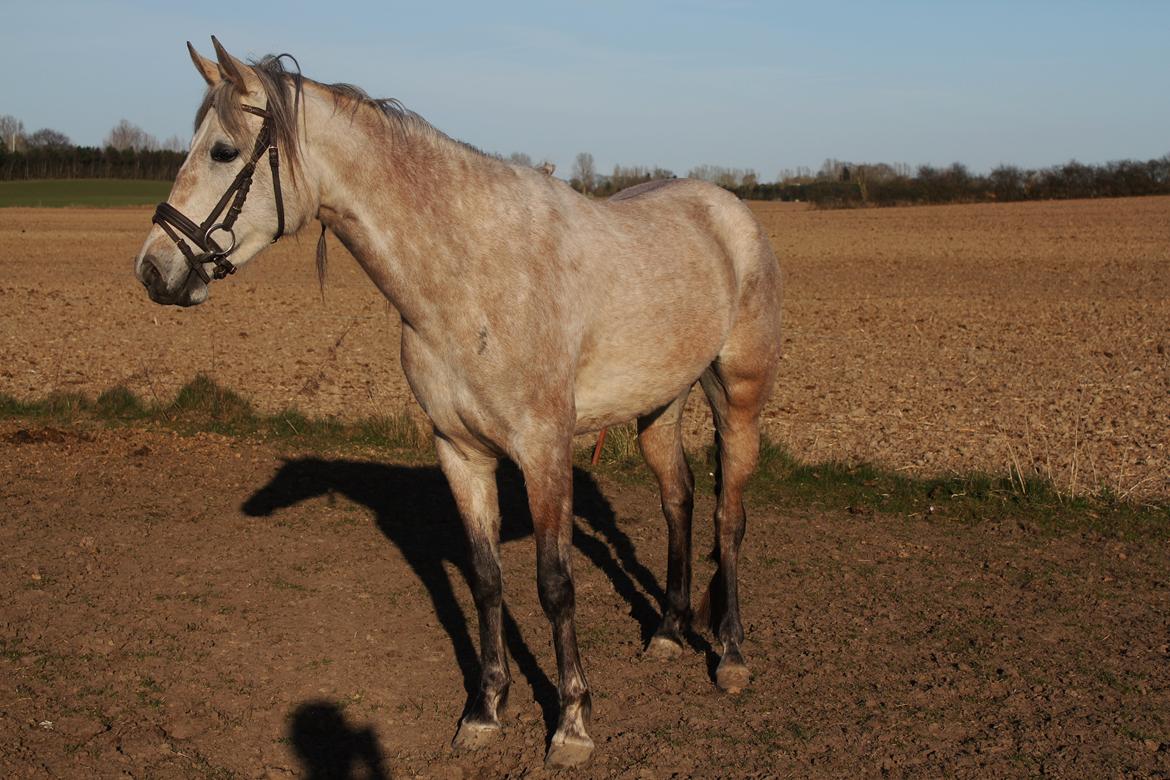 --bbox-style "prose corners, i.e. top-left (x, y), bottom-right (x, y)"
top-left (137, 252), bottom-right (208, 307)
